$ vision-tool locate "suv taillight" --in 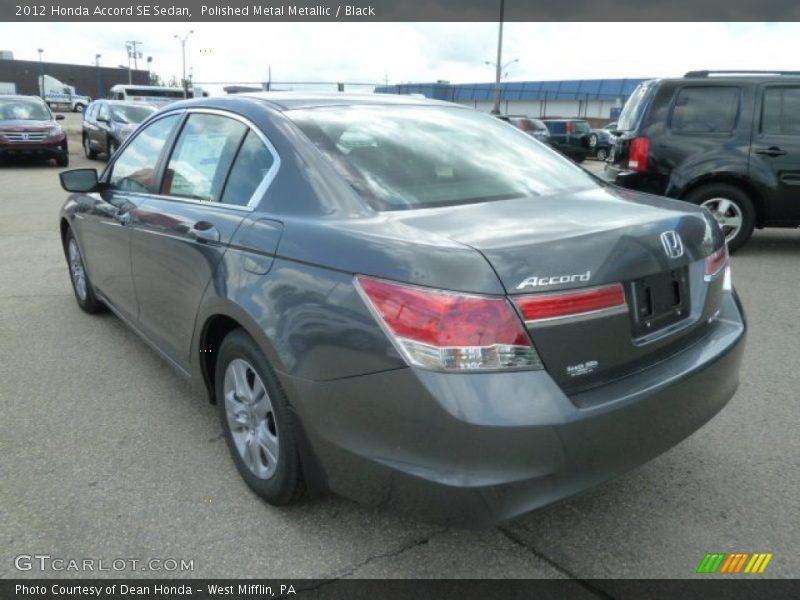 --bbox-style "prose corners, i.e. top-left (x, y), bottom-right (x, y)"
top-left (355, 276), bottom-right (542, 371)
top-left (566, 122), bottom-right (573, 134)
top-left (628, 137), bottom-right (650, 172)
